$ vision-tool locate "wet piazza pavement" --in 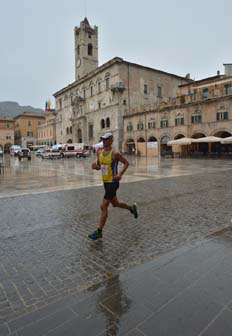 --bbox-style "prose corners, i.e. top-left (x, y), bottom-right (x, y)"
top-left (1, 155), bottom-right (232, 335)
